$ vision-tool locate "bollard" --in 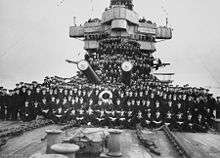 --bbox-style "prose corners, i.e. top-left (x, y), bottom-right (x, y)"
top-left (51, 143), bottom-right (80, 158)
top-left (45, 129), bottom-right (63, 154)
top-left (107, 129), bottom-right (123, 157)
top-left (29, 153), bottom-right (67, 158)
